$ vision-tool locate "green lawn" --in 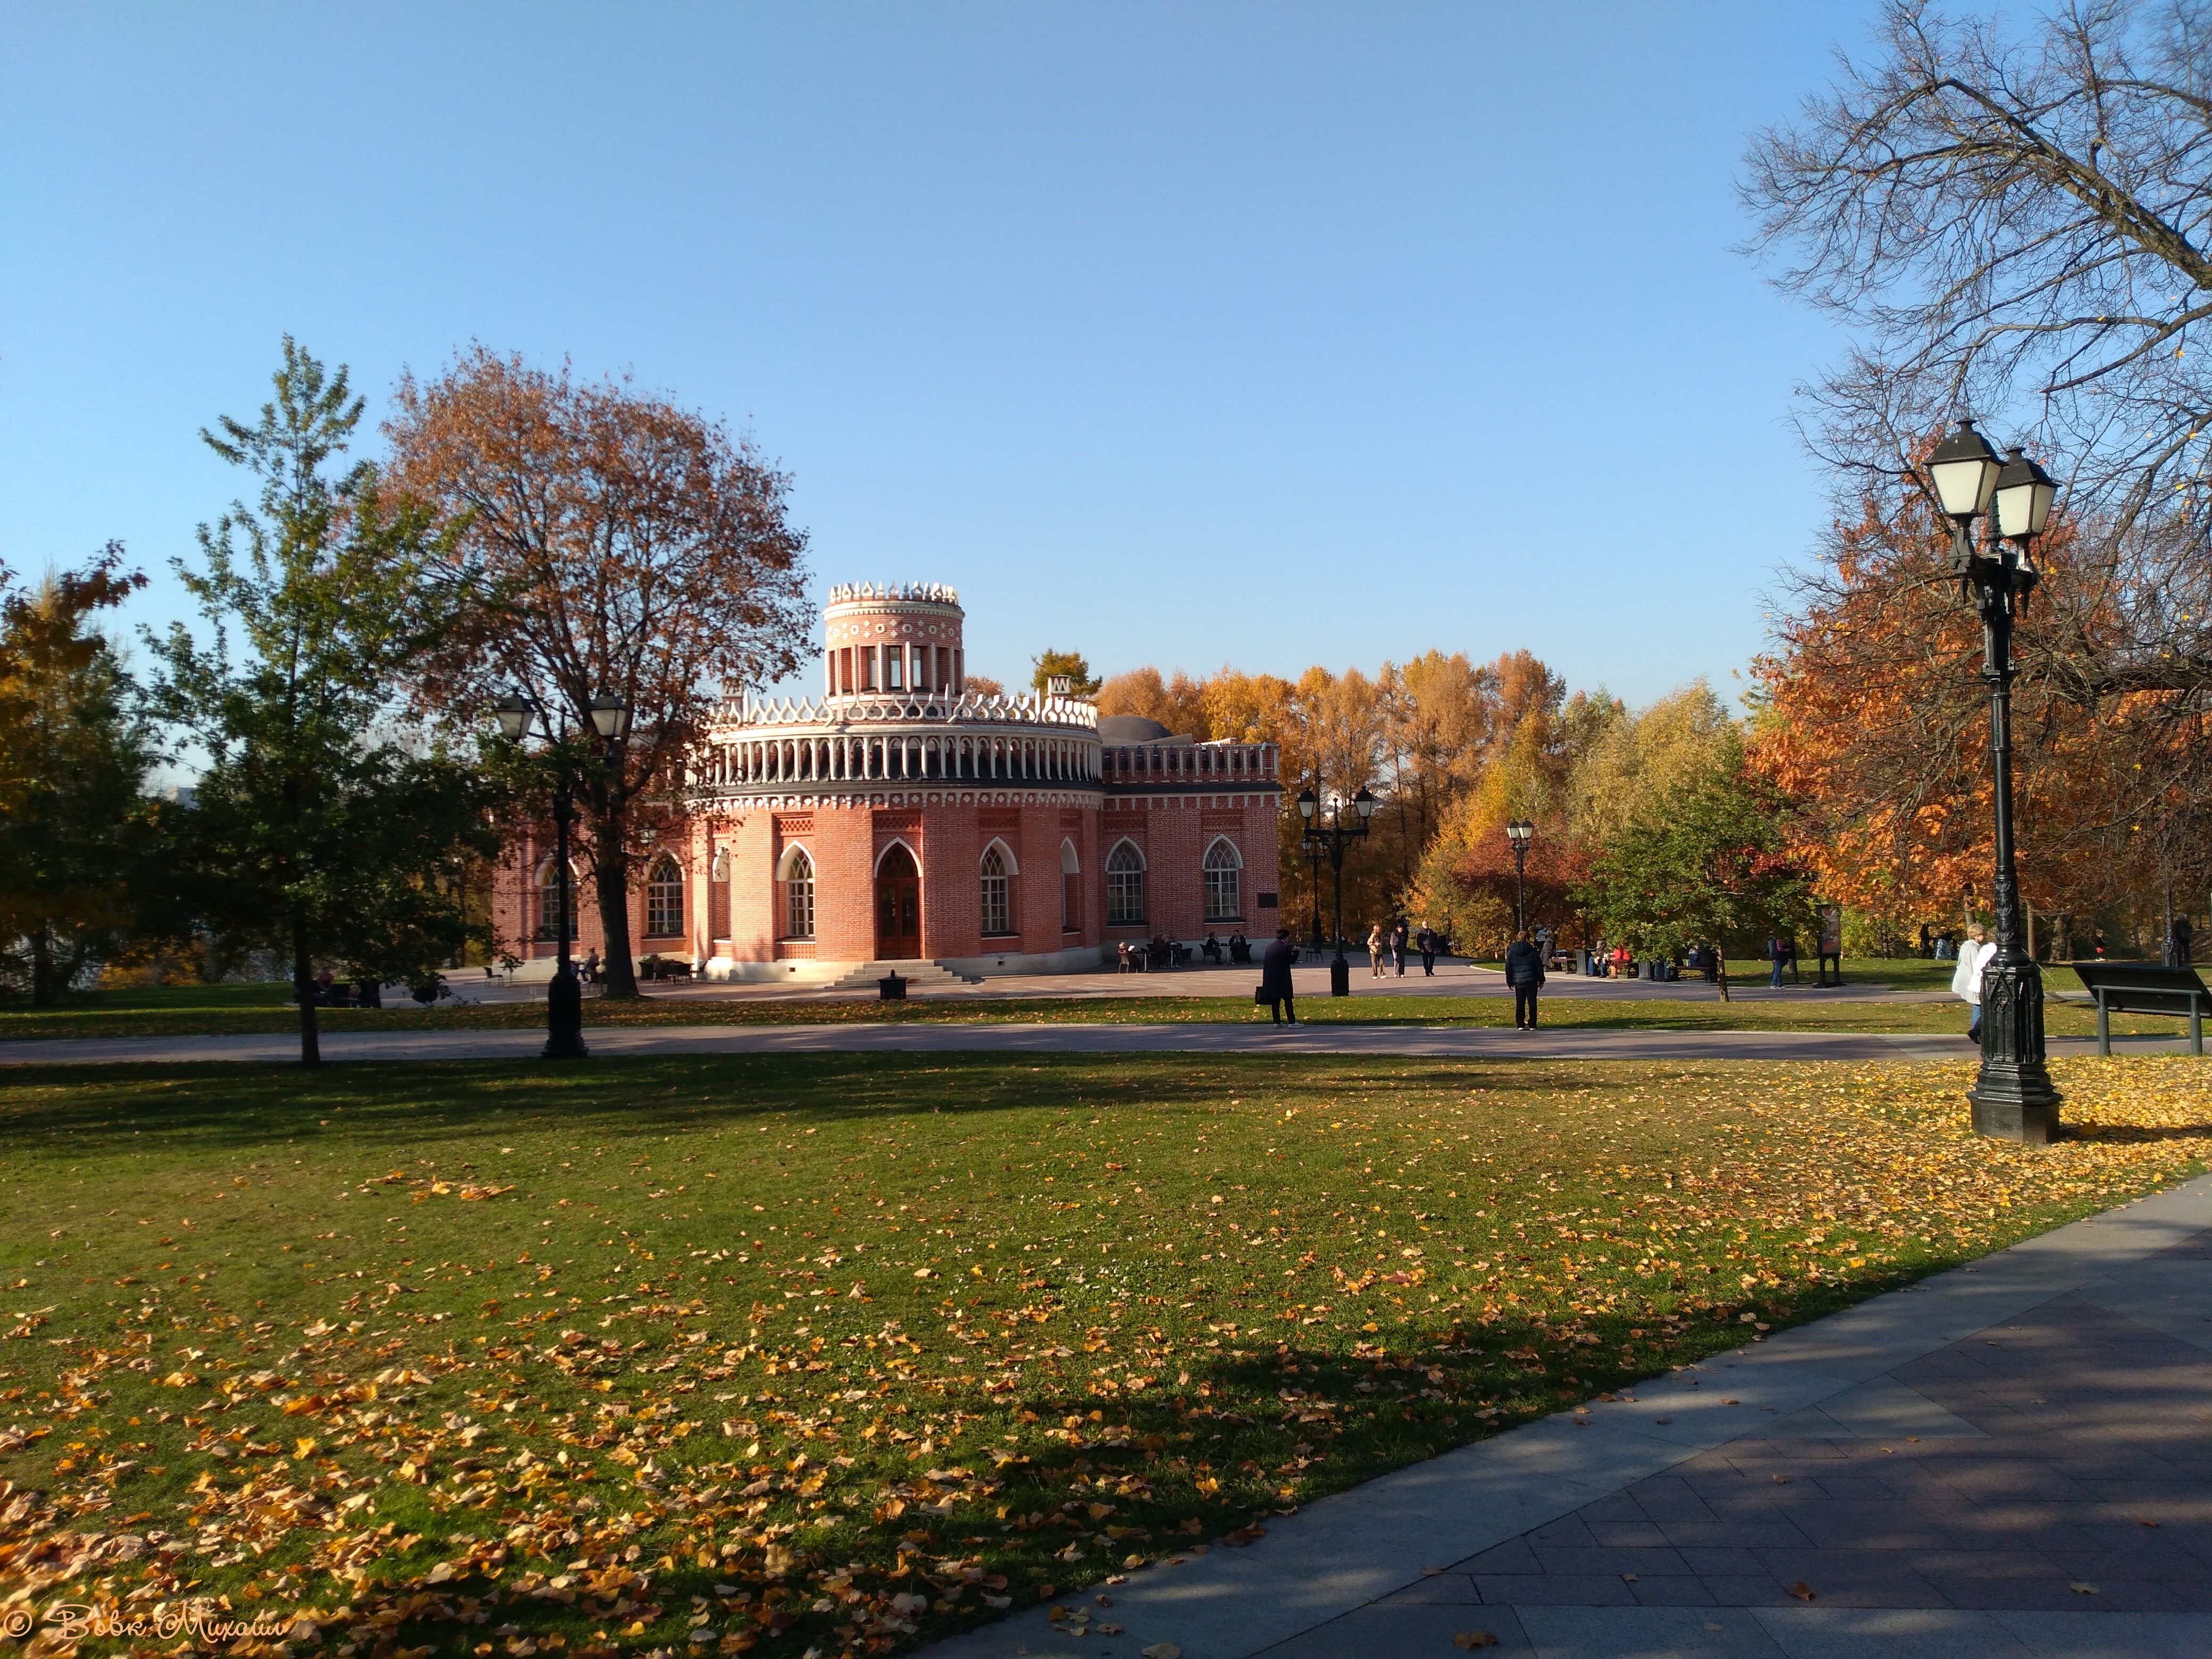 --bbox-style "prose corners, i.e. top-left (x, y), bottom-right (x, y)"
top-left (0, 960), bottom-right (2174, 1045)
top-left (2, 1052), bottom-right (2208, 1655)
